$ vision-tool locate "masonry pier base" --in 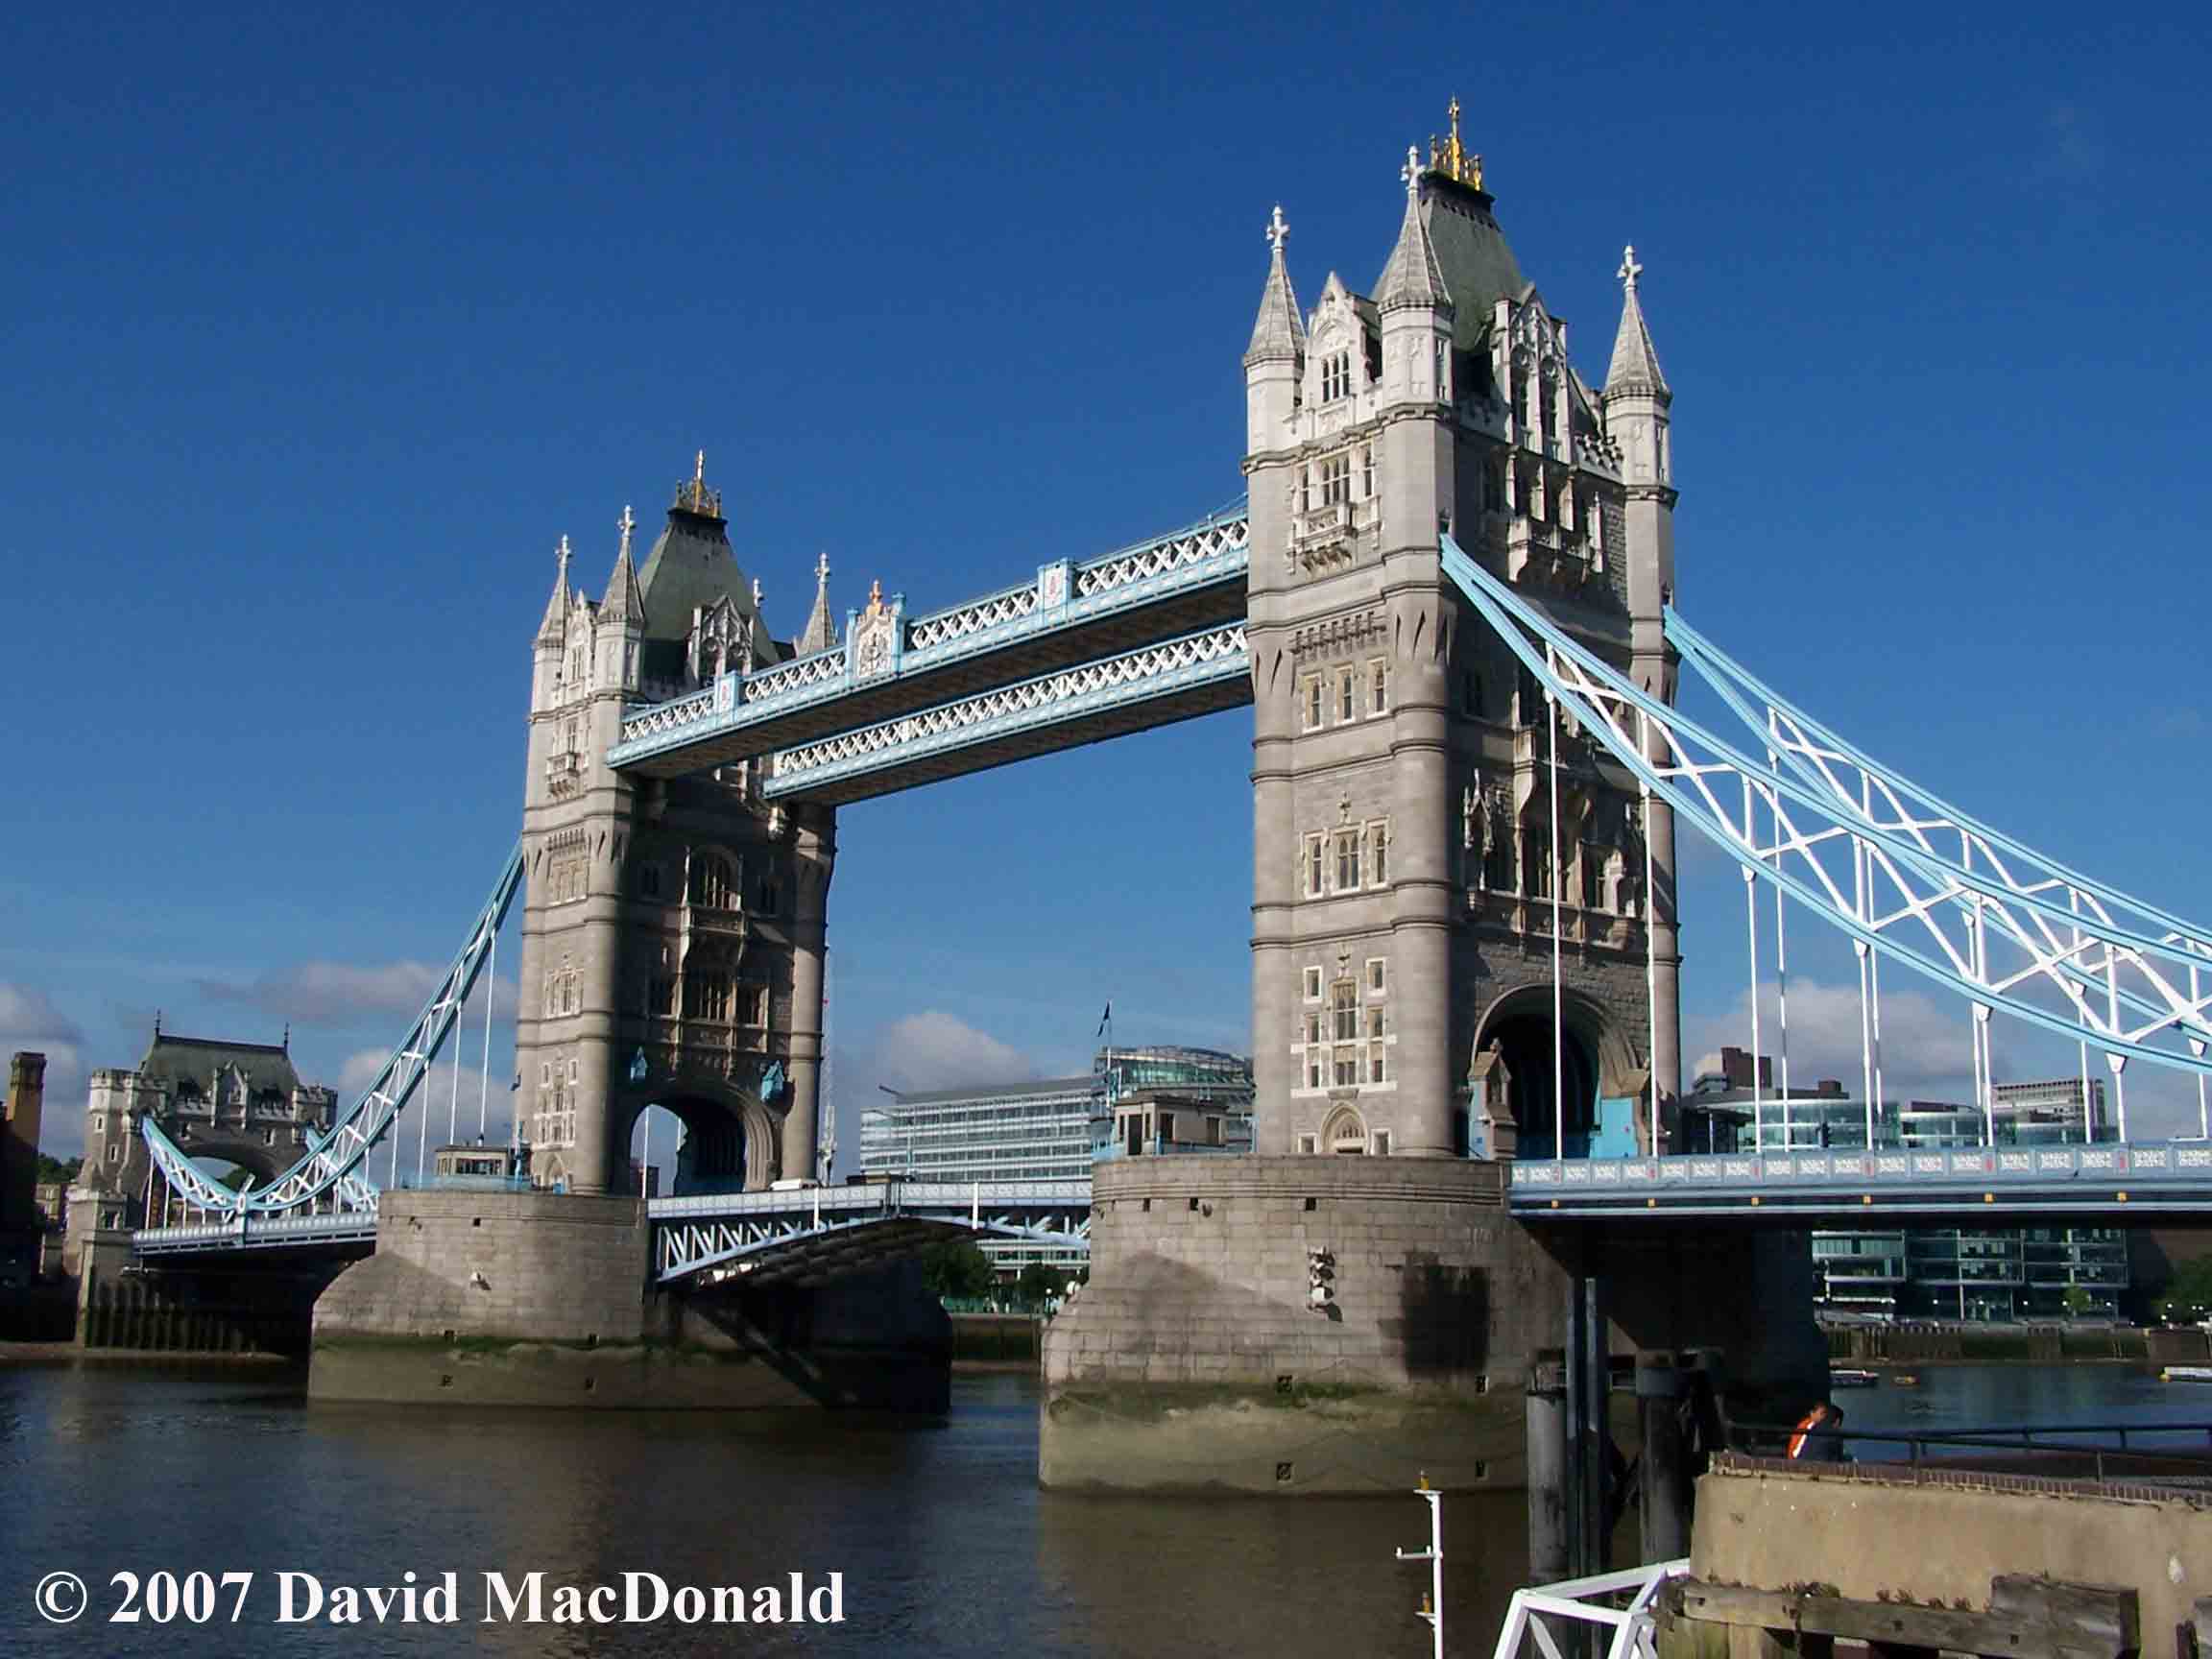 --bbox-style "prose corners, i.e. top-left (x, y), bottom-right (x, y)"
top-left (306, 1190), bottom-right (950, 1411)
top-left (1042, 1157), bottom-right (1824, 1497)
